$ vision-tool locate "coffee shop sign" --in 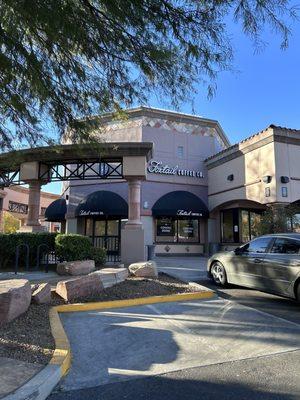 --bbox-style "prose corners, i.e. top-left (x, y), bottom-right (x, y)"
top-left (148, 160), bottom-right (204, 178)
